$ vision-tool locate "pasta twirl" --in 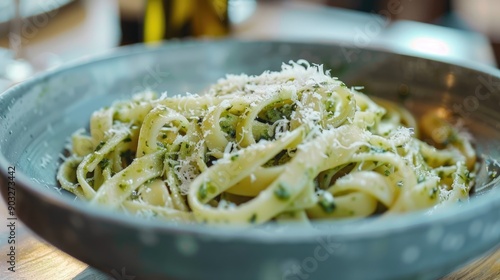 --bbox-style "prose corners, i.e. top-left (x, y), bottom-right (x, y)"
top-left (57, 61), bottom-right (476, 225)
